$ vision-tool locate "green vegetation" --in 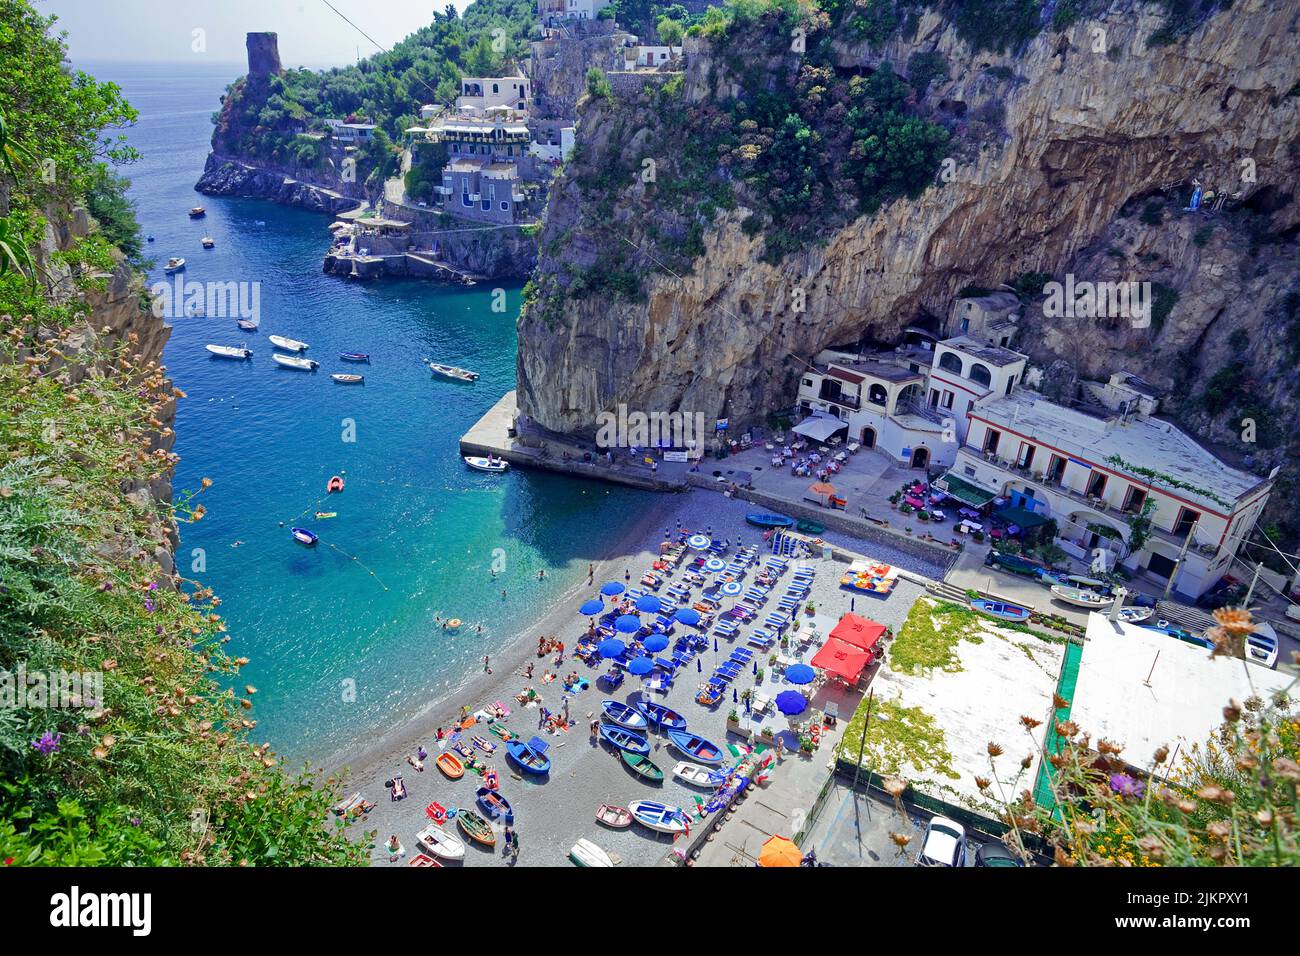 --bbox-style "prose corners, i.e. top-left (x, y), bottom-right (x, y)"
top-left (1148, 281), bottom-right (1178, 333)
top-left (0, 0), bottom-right (365, 866)
top-left (840, 697), bottom-right (959, 780)
top-left (889, 598), bottom-right (984, 674)
top-left (585, 67), bottom-right (613, 100)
